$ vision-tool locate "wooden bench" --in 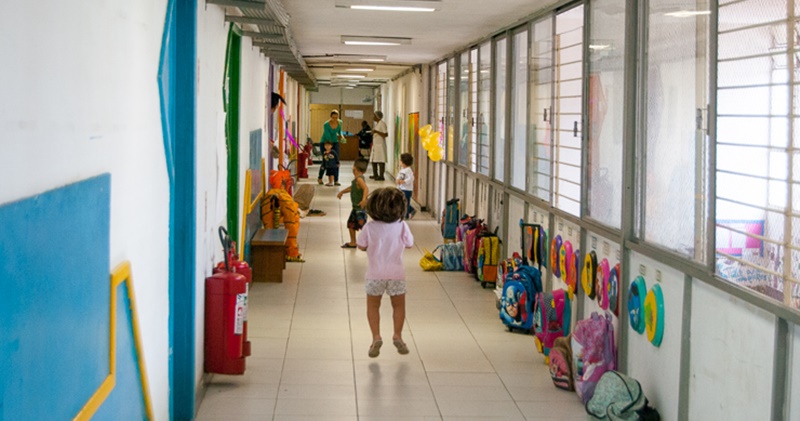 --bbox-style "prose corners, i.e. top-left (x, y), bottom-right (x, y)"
top-left (251, 228), bottom-right (288, 283)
